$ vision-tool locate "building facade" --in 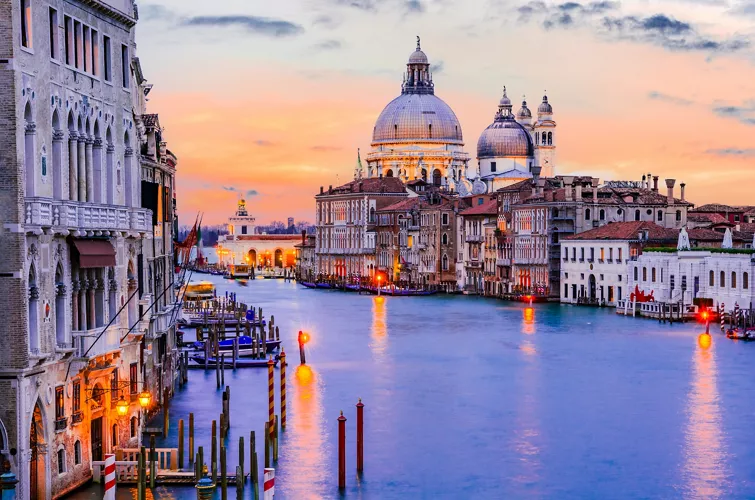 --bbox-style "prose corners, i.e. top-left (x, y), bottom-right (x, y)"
top-left (0, 1), bottom-right (179, 497)
top-left (458, 196), bottom-right (496, 293)
top-left (315, 178), bottom-right (408, 280)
